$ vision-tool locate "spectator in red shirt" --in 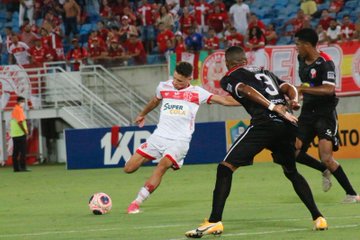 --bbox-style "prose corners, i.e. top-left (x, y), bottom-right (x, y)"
top-left (137, 0), bottom-right (156, 53)
top-left (204, 28), bottom-right (220, 51)
top-left (264, 23), bottom-right (278, 45)
top-left (329, 0), bottom-right (343, 14)
top-left (174, 31), bottom-right (186, 60)
top-left (194, 0), bottom-right (211, 33)
top-left (246, 26), bottom-right (266, 67)
top-left (225, 26), bottom-right (245, 48)
top-left (179, 6), bottom-right (196, 37)
top-left (66, 38), bottom-right (88, 71)
top-left (319, 9), bottom-right (334, 30)
top-left (156, 22), bottom-right (175, 54)
top-left (211, 0), bottom-right (226, 13)
top-left (88, 31), bottom-right (106, 50)
top-left (283, 9), bottom-right (309, 35)
top-left (207, 4), bottom-right (228, 38)
top-left (88, 38), bottom-right (107, 64)
top-left (107, 39), bottom-right (125, 60)
top-left (28, 38), bottom-right (48, 66)
top-left (123, 33), bottom-right (147, 65)
top-left (340, 15), bottom-right (356, 41)
top-left (248, 13), bottom-right (266, 33)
